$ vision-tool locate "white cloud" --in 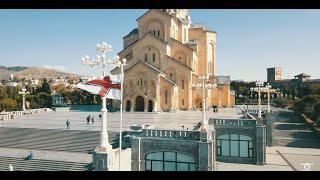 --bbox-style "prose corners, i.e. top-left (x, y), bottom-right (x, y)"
top-left (42, 65), bottom-right (69, 72)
